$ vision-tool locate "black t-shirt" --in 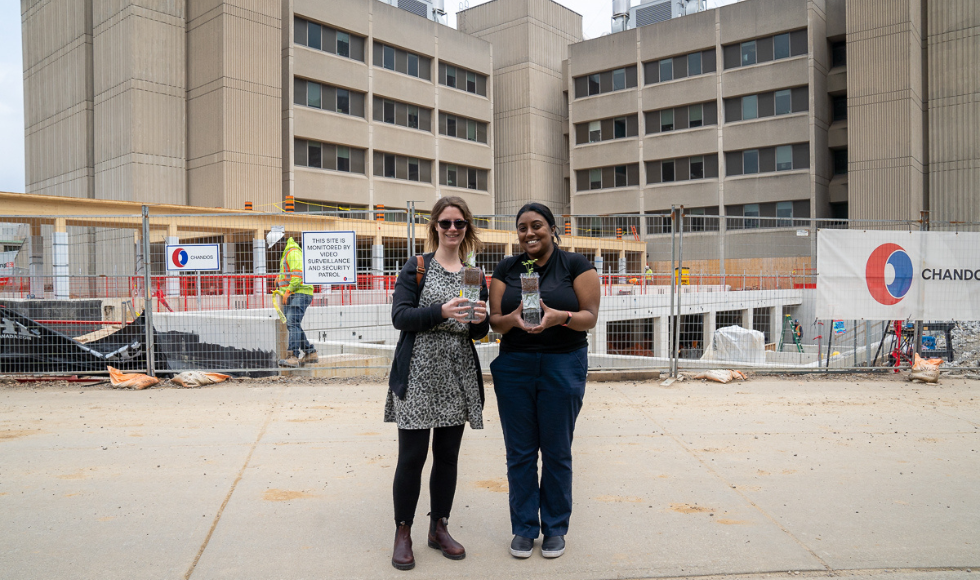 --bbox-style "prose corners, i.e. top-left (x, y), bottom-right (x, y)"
top-left (492, 247), bottom-right (595, 353)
